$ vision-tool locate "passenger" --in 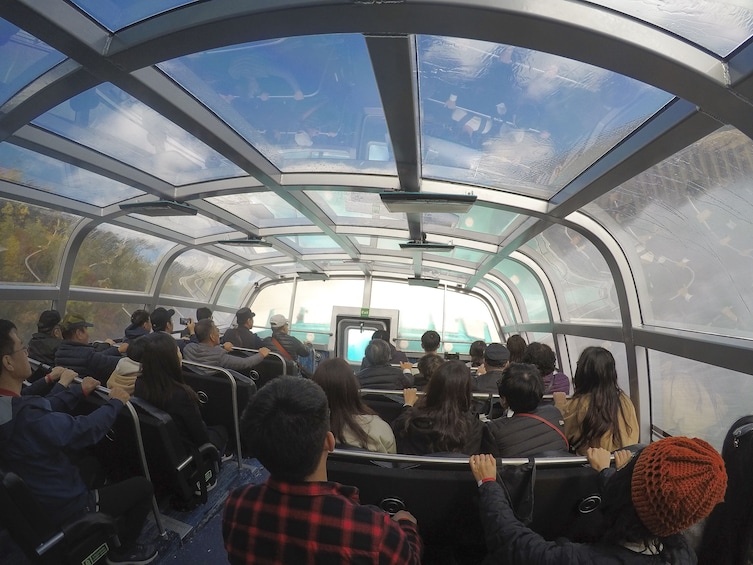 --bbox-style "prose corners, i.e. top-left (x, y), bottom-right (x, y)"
top-left (27, 309), bottom-right (62, 365)
top-left (359, 329), bottom-right (408, 369)
top-left (470, 436), bottom-right (727, 563)
top-left (474, 342), bottom-right (510, 394)
top-left (123, 309), bottom-right (151, 343)
top-left (54, 313), bottom-right (127, 381)
top-left (150, 307), bottom-right (190, 352)
top-left (392, 360), bottom-right (483, 455)
top-left (414, 352), bottom-right (444, 390)
top-left (523, 341), bottom-right (570, 394)
top-left (183, 319), bottom-right (270, 373)
top-left (467, 340), bottom-right (487, 368)
top-left (262, 313), bottom-right (312, 360)
top-left (421, 330), bottom-right (441, 354)
top-left (506, 334), bottom-right (527, 363)
top-left (356, 339), bottom-right (414, 390)
top-left (0, 319), bottom-right (157, 565)
top-left (135, 332), bottom-right (227, 455)
top-left (553, 346), bottom-right (639, 455)
top-left (222, 307), bottom-right (264, 349)
top-left (312, 358), bottom-right (396, 454)
top-left (222, 376), bottom-right (422, 564)
top-left (180, 306), bottom-right (212, 340)
top-left (481, 363), bottom-right (568, 457)
top-left (107, 335), bottom-right (148, 394)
